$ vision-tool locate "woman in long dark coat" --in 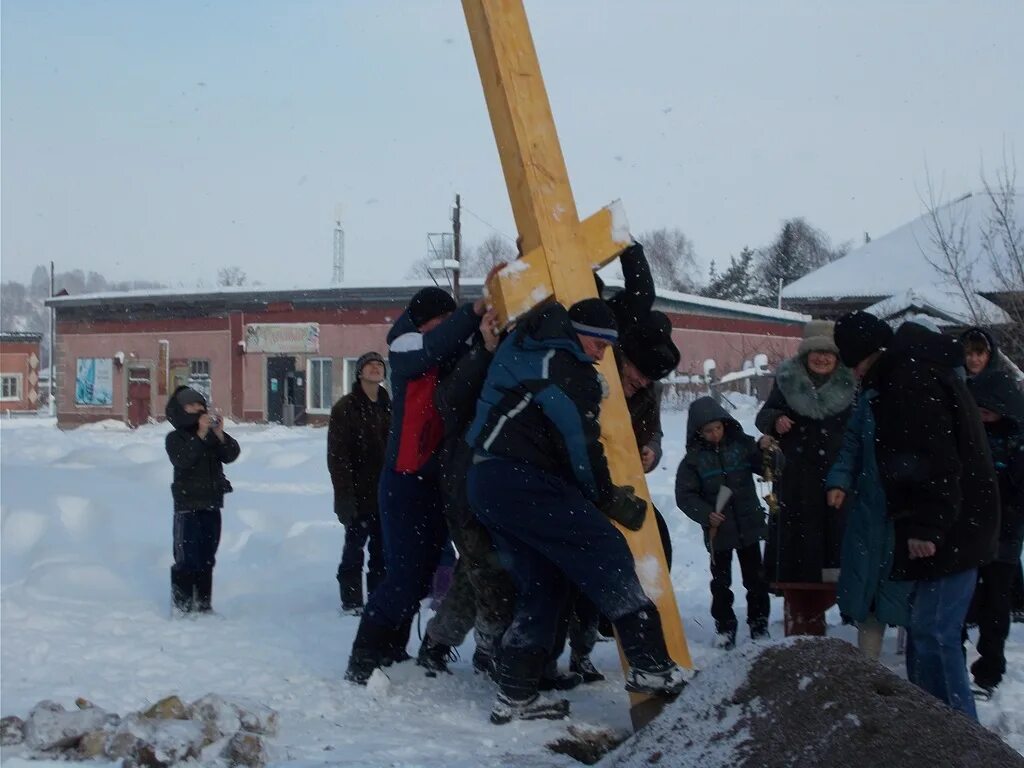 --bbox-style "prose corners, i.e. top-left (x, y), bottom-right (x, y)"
top-left (756, 320), bottom-right (856, 636)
